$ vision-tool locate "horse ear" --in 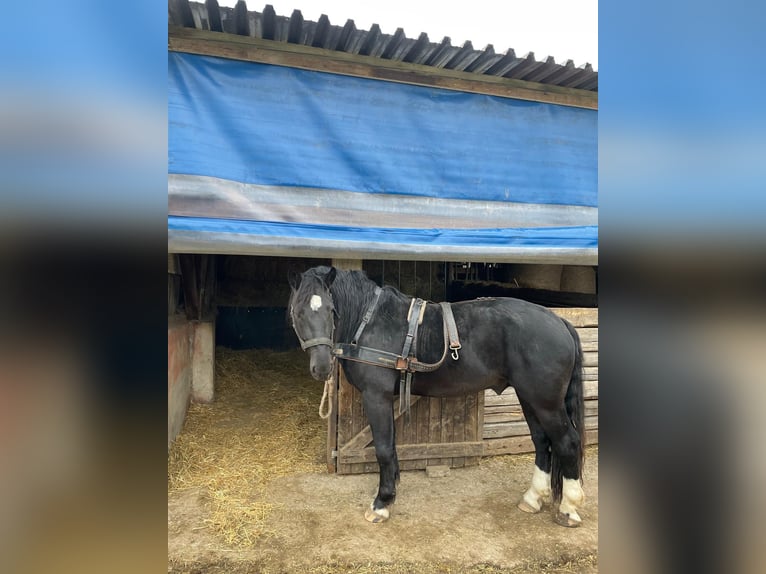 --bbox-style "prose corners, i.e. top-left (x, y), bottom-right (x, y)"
top-left (288, 269), bottom-right (301, 290)
top-left (324, 266), bottom-right (337, 288)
